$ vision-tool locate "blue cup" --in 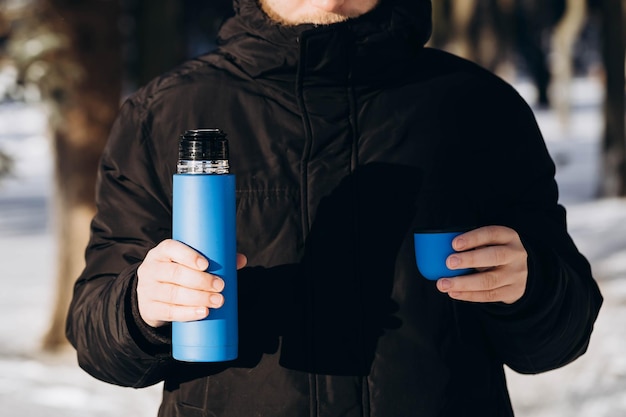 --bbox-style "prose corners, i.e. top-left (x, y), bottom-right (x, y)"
top-left (413, 229), bottom-right (474, 280)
